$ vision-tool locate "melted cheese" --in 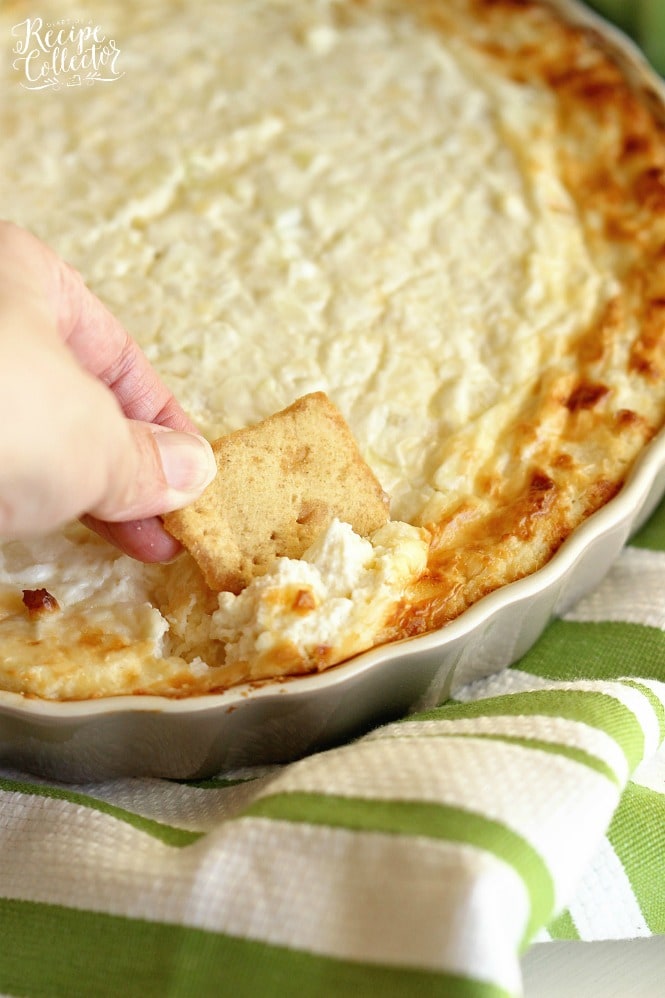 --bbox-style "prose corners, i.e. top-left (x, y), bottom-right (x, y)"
top-left (211, 520), bottom-right (429, 676)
